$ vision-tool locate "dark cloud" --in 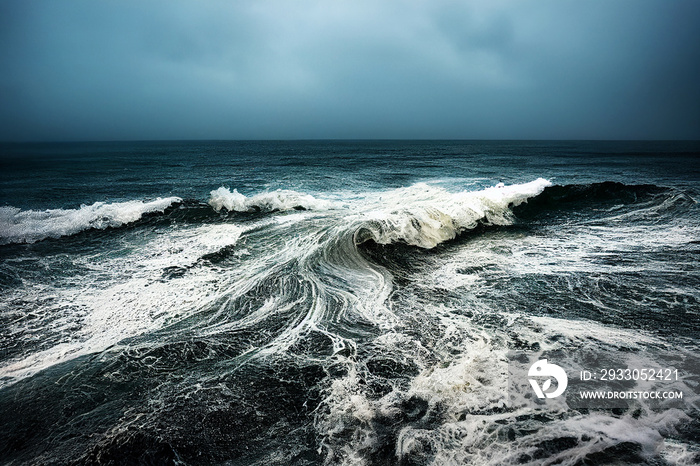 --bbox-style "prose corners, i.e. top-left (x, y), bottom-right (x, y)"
top-left (1, 0), bottom-right (698, 141)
